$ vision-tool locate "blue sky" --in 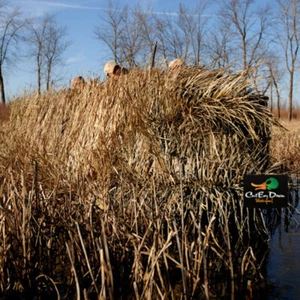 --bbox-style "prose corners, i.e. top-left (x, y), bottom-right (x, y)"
top-left (6, 0), bottom-right (202, 99)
